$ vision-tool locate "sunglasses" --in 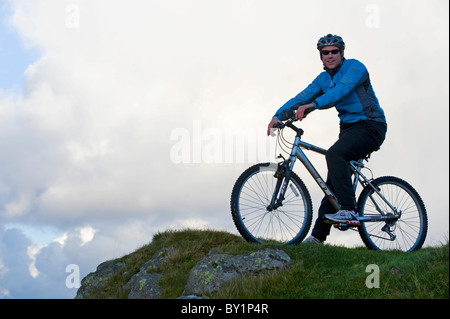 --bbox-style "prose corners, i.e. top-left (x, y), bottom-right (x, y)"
top-left (321, 49), bottom-right (340, 55)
